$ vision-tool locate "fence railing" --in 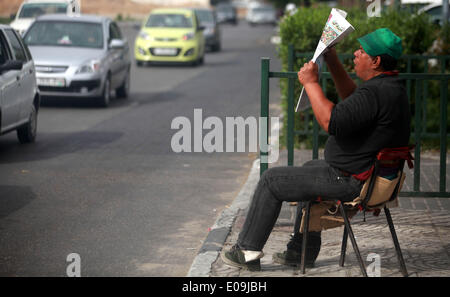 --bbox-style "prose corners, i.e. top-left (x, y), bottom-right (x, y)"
top-left (260, 46), bottom-right (450, 198)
